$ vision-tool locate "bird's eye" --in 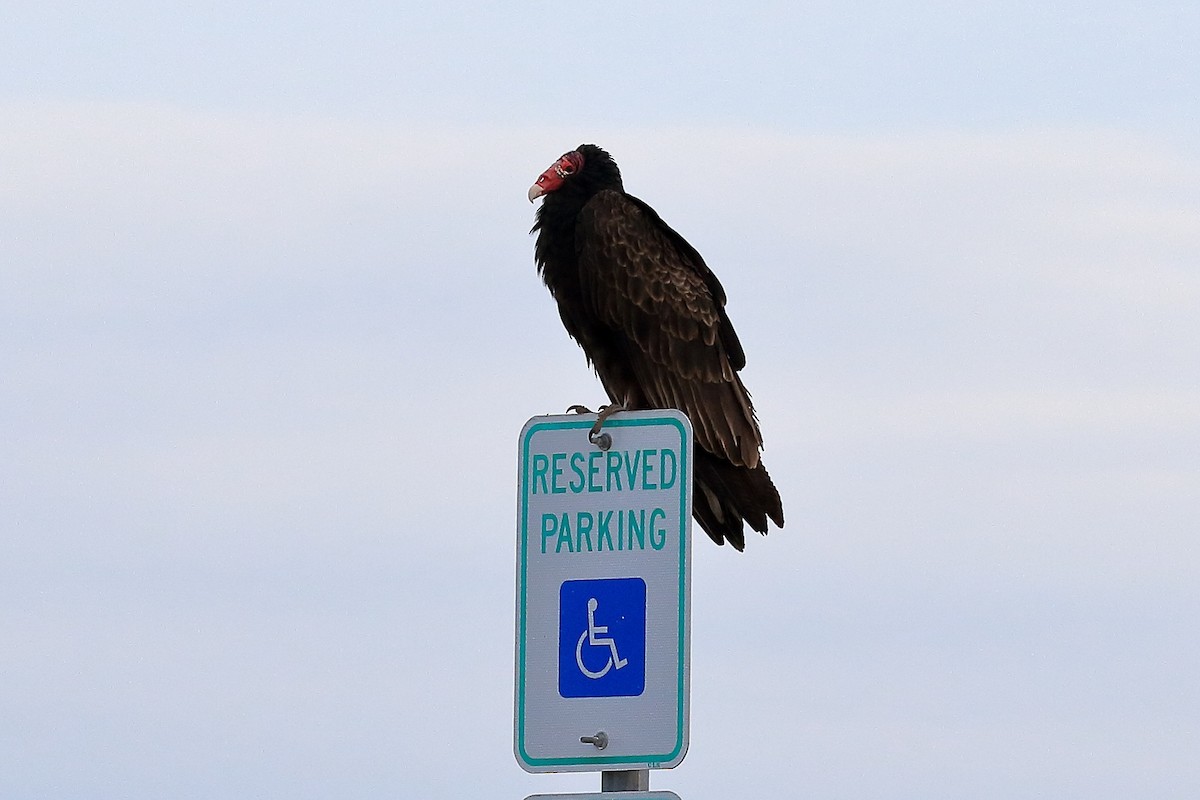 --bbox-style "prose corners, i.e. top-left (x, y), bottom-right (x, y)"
top-left (556, 161), bottom-right (575, 177)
